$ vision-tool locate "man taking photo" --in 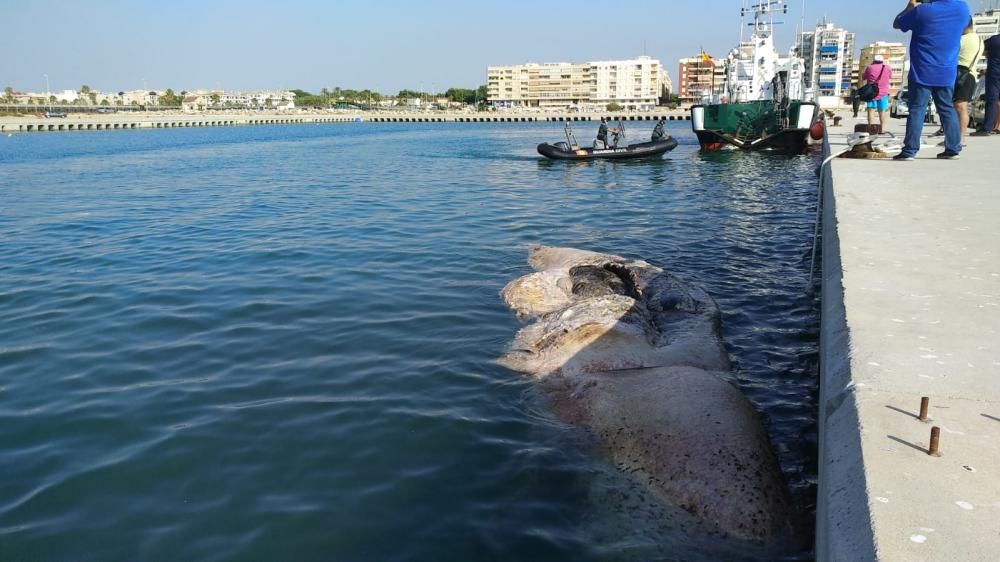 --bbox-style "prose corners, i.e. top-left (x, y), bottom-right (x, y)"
top-left (892, 0), bottom-right (970, 161)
